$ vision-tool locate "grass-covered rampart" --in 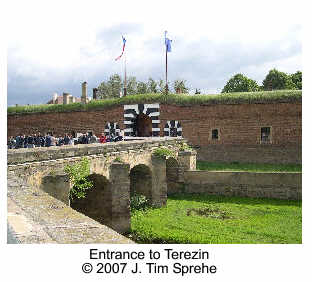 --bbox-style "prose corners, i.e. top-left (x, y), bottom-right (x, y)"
top-left (8, 90), bottom-right (301, 115)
